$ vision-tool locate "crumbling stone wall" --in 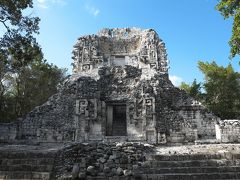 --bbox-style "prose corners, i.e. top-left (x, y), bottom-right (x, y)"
top-left (3, 28), bottom-right (218, 144)
top-left (216, 120), bottom-right (240, 143)
top-left (0, 123), bottom-right (17, 141)
top-left (53, 142), bottom-right (154, 179)
top-left (18, 81), bottom-right (77, 141)
top-left (17, 66), bottom-right (217, 143)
